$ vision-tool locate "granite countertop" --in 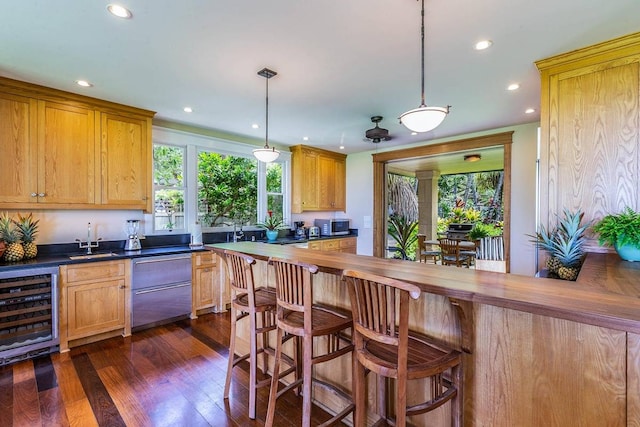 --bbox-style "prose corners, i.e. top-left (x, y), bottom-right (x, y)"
top-left (0, 245), bottom-right (206, 272)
